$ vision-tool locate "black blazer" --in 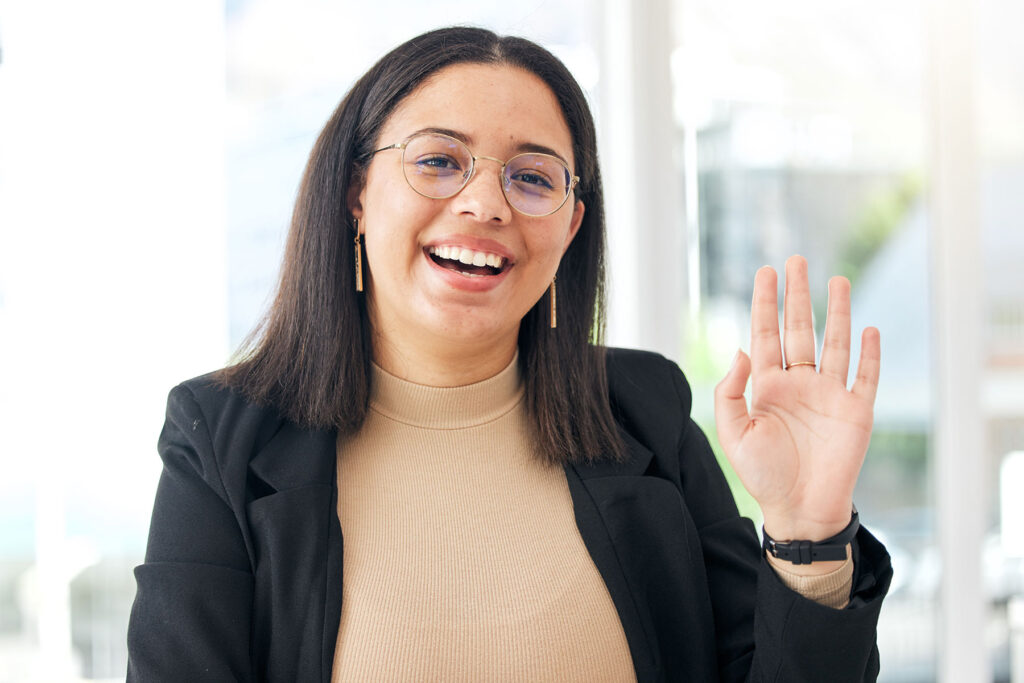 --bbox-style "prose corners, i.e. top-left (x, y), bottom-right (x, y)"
top-left (127, 348), bottom-right (891, 682)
